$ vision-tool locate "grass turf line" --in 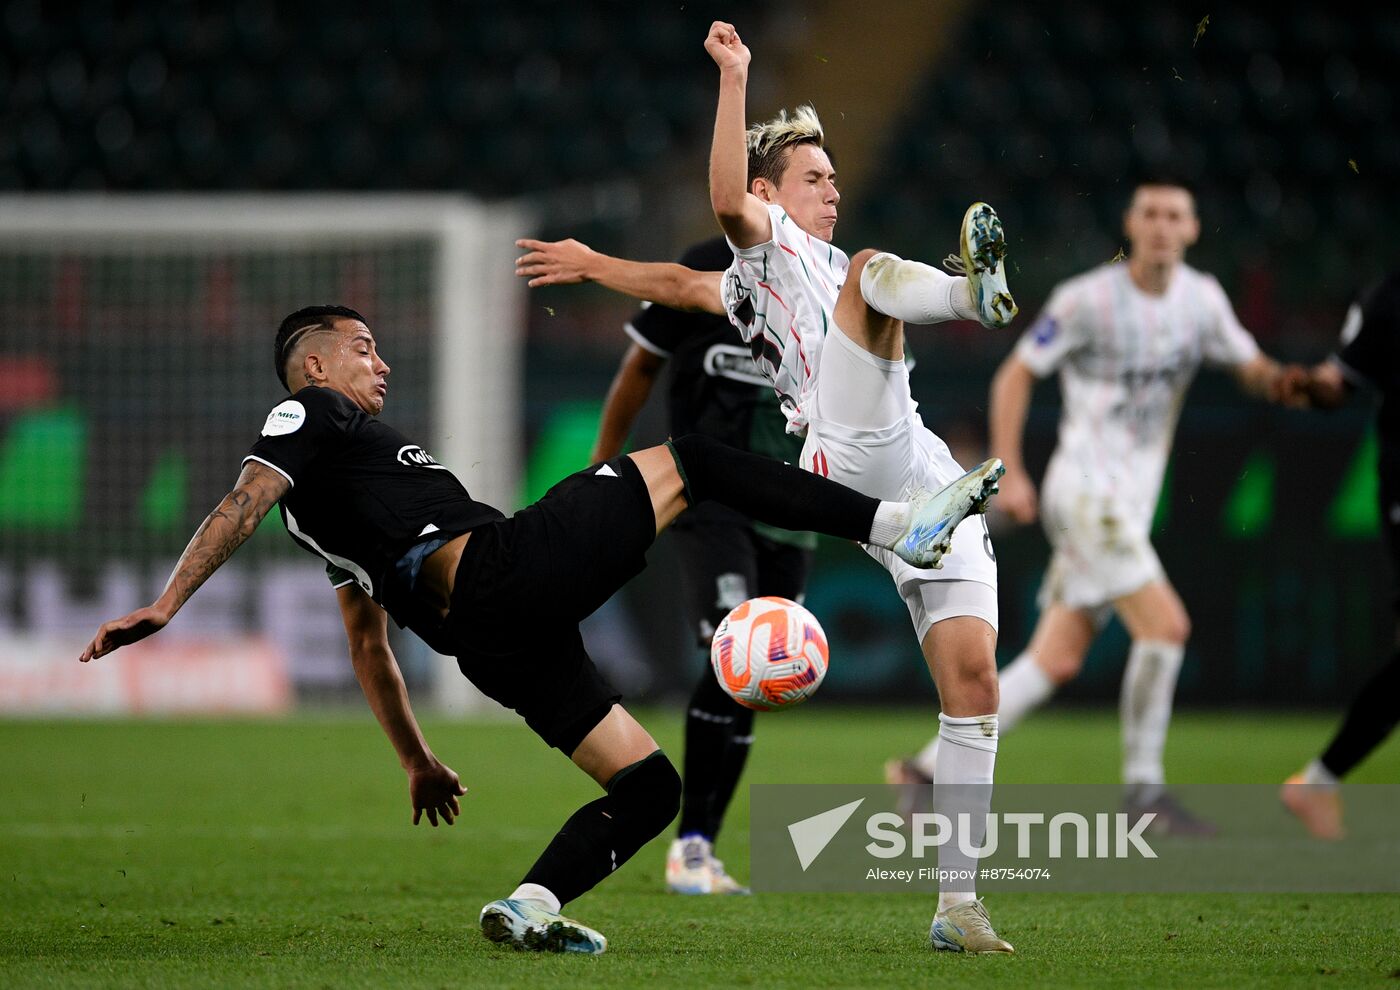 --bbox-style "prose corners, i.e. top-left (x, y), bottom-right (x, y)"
top-left (1, 709), bottom-right (1397, 988)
